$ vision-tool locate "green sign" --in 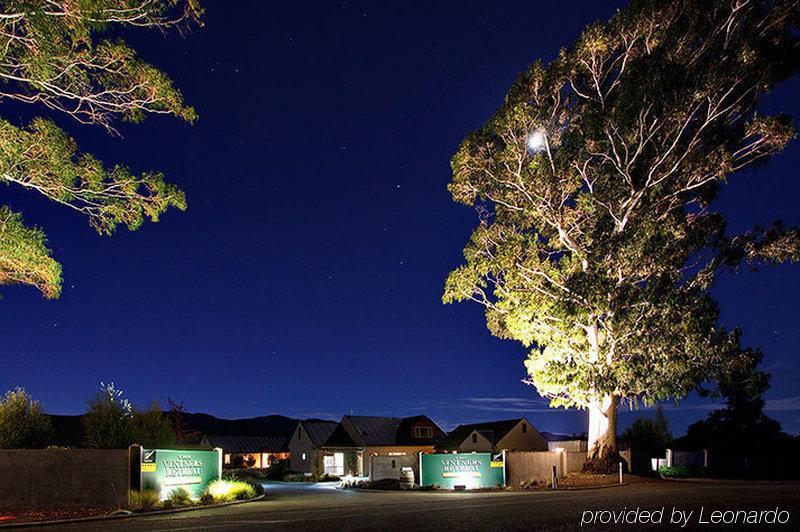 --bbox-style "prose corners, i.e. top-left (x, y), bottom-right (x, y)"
top-left (140, 448), bottom-right (222, 500)
top-left (420, 452), bottom-right (505, 489)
